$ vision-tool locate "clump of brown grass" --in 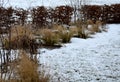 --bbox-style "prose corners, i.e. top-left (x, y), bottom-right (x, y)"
top-left (17, 51), bottom-right (39, 82)
top-left (87, 20), bottom-right (94, 25)
top-left (69, 20), bottom-right (90, 39)
top-left (3, 25), bottom-right (37, 51)
top-left (76, 24), bottom-right (90, 39)
top-left (92, 20), bottom-right (103, 33)
top-left (34, 28), bottom-right (43, 36)
top-left (86, 20), bottom-right (104, 35)
top-left (40, 29), bottom-right (60, 46)
top-left (52, 24), bottom-right (66, 32)
top-left (69, 26), bottom-right (78, 36)
top-left (4, 35), bottom-right (36, 50)
top-left (11, 25), bottom-right (34, 38)
top-left (59, 30), bottom-right (73, 43)
top-left (17, 51), bottom-right (50, 82)
top-left (0, 79), bottom-right (3, 82)
top-left (0, 51), bottom-right (50, 82)
top-left (52, 24), bottom-right (73, 43)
